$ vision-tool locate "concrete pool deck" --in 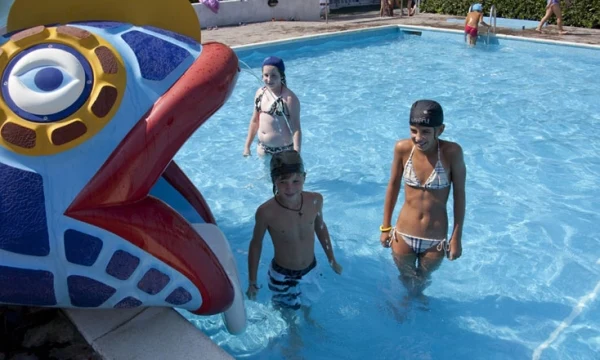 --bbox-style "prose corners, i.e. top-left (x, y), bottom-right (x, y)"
top-left (201, 10), bottom-right (600, 47)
